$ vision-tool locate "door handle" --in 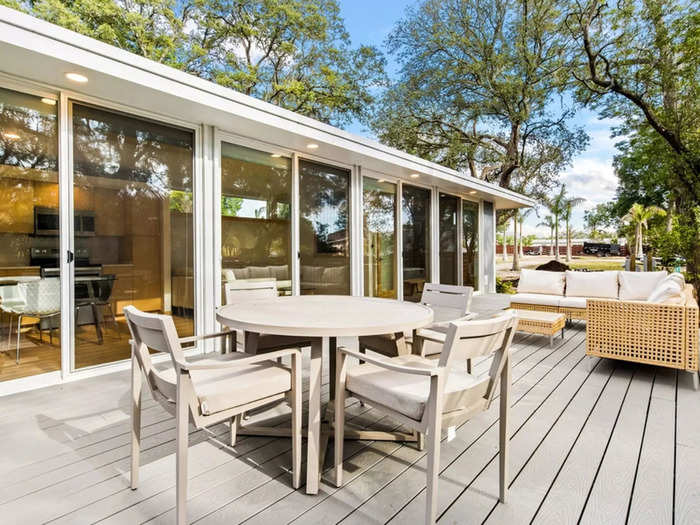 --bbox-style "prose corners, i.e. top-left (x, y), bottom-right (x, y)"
top-left (67, 250), bottom-right (74, 264)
